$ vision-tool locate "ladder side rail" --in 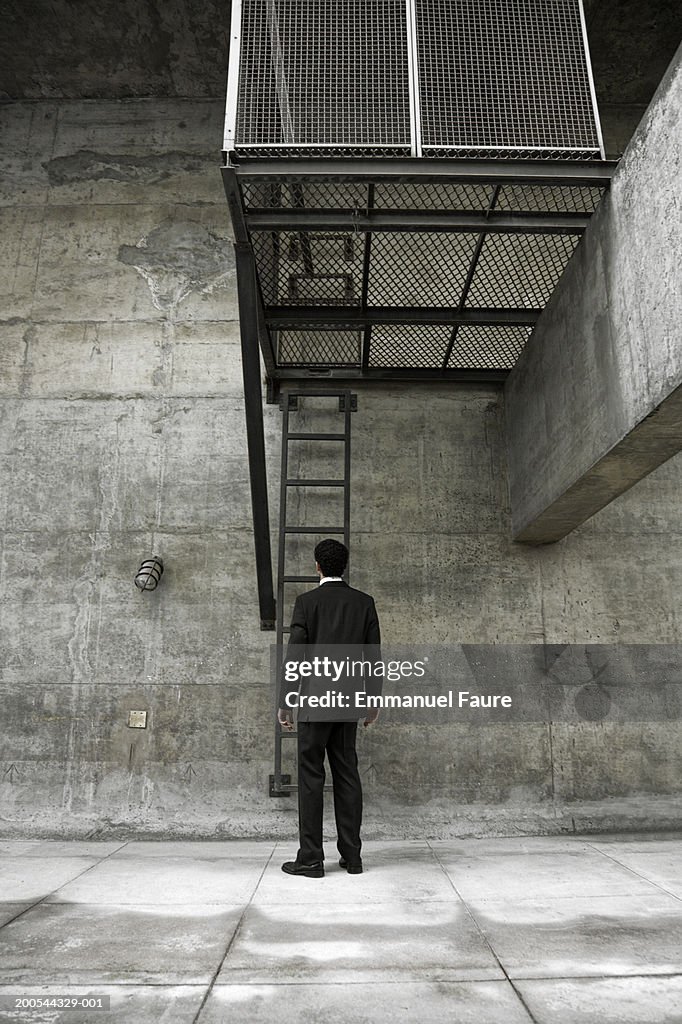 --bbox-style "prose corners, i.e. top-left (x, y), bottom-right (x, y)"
top-left (273, 399), bottom-right (291, 792)
top-left (271, 391), bottom-right (355, 797)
